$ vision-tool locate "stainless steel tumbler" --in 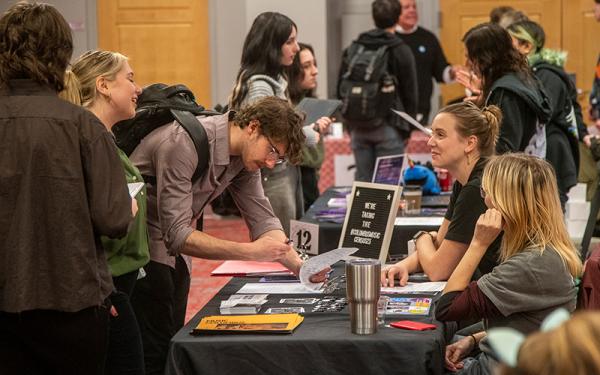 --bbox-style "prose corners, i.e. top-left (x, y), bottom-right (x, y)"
top-left (346, 258), bottom-right (381, 334)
